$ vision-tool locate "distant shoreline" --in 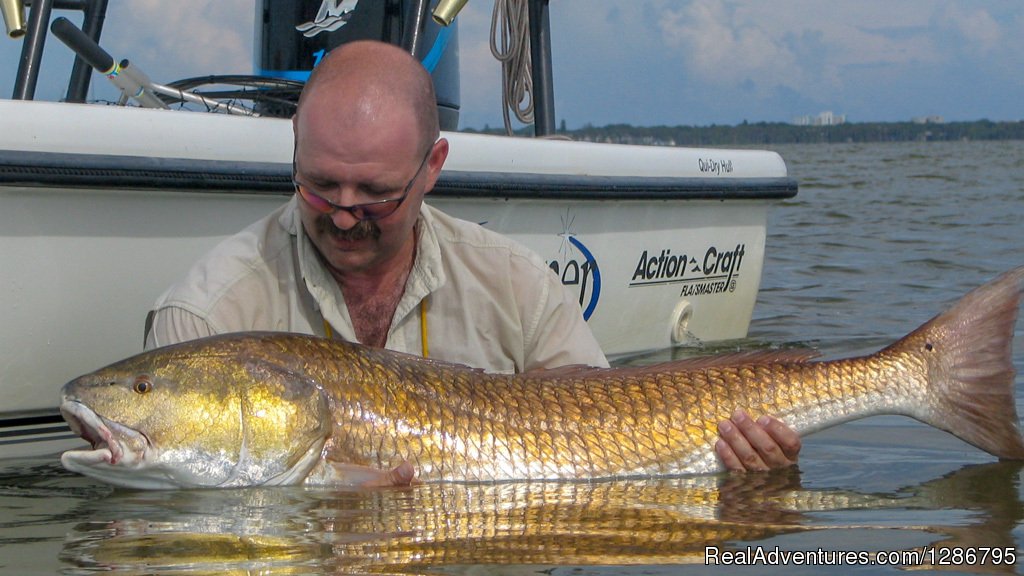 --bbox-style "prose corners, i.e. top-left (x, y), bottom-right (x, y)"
top-left (461, 119), bottom-right (1024, 145)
